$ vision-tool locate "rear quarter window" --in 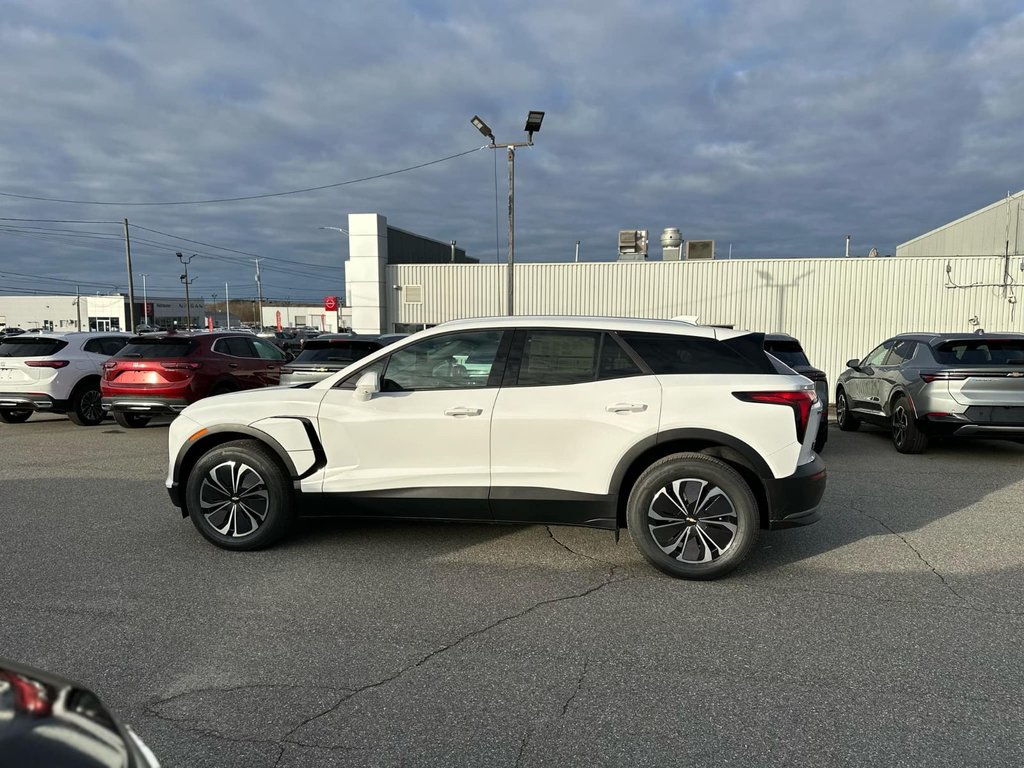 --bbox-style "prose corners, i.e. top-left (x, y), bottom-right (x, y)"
top-left (0, 338), bottom-right (69, 357)
top-left (620, 332), bottom-right (774, 375)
